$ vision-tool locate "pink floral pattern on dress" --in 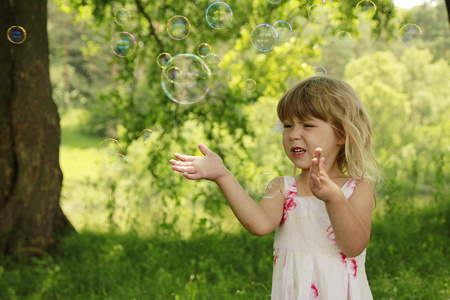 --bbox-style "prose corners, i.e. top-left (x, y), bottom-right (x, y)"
top-left (347, 178), bottom-right (360, 191)
top-left (280, 181), bottom-right (297, 225)
top-left (339, 252), bottom-right (358, 278)
top-left (326, 225), bottom-right (337, 246)
top-left (273, 248), bottom-right (279, 267)
top-left (310, 281), bottom-right (319, 298)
